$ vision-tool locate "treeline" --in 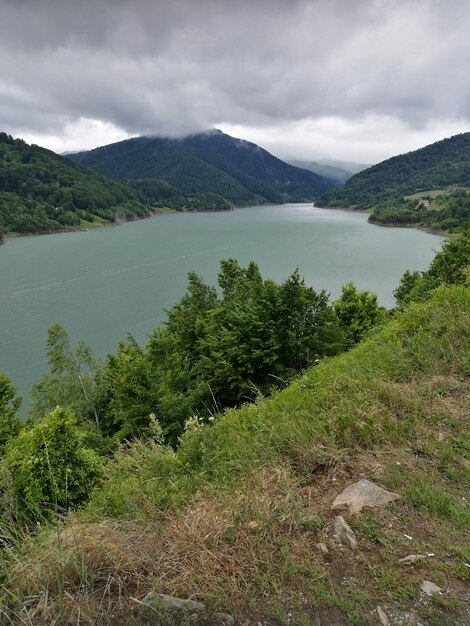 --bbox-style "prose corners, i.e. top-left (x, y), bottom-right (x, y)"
top-left (1, 233), bottom-right (468, 525)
